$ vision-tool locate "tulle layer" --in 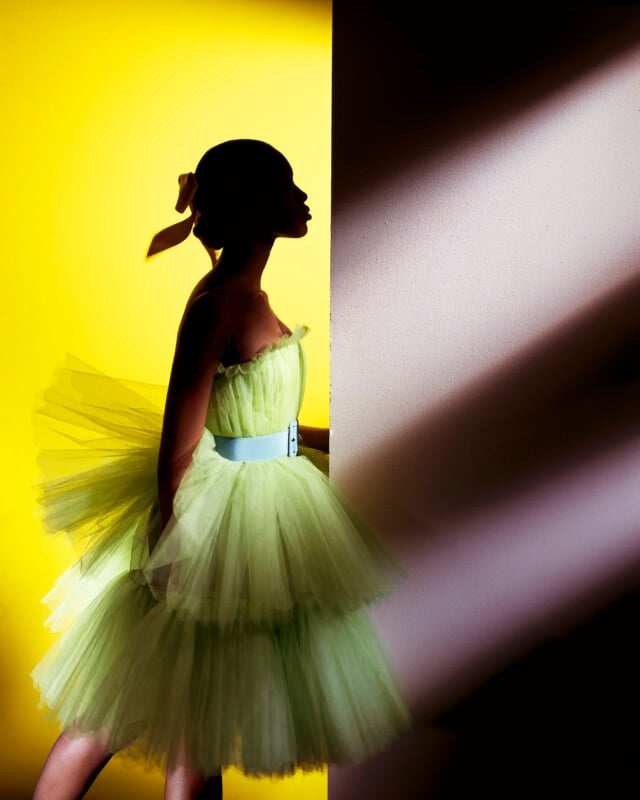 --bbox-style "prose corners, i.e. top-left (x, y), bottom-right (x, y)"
top-left (33, 572), bottom-right (411, 777)
top-left (145, 427), bottom-right (403, 629)
top-left (32, 354), bottom-right (164, 578)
